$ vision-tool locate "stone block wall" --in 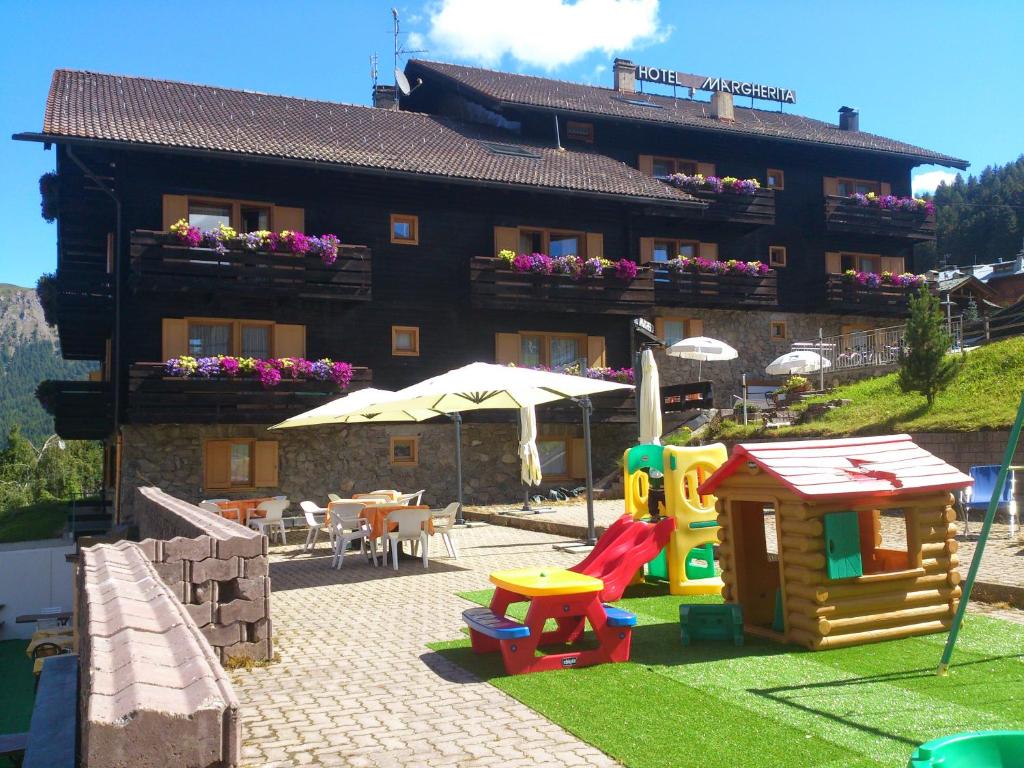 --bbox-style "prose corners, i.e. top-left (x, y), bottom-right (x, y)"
top-left (77, 540), bottom-right (240, 768)
top-left (136, 487), bottom-right (272, 662)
